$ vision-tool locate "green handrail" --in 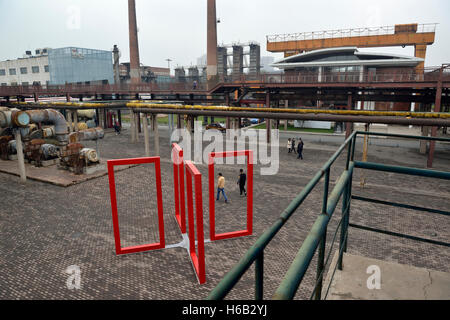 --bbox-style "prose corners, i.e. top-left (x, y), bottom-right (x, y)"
top-left (208, 130), bottom-right (449, 300)
top-left (207, 132), bottom-right (357, 300)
